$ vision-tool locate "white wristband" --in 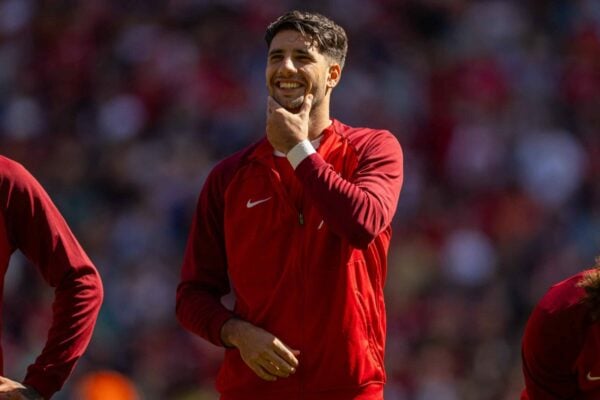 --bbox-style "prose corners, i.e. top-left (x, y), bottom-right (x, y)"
top-left (287, 140), bottom-right (316, 169)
